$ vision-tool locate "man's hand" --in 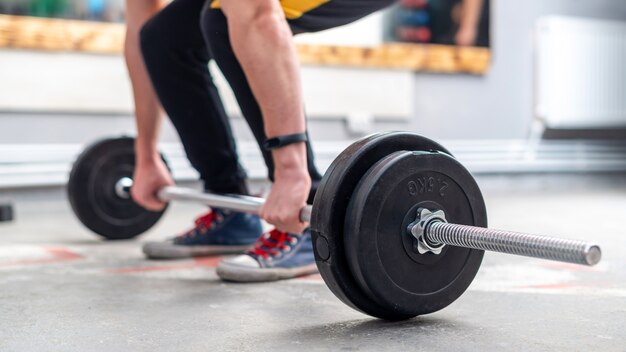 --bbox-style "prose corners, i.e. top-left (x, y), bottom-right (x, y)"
top-left (131, 154), bottom-right (174, 211)
top-left (260, 175), bottom-right (311, 234)
top-left (260, 150), bottom-right (311, 234)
